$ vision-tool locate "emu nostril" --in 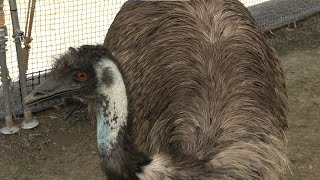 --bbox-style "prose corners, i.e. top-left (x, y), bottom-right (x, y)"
top-left (34, 92), bottom-right (46, 96)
